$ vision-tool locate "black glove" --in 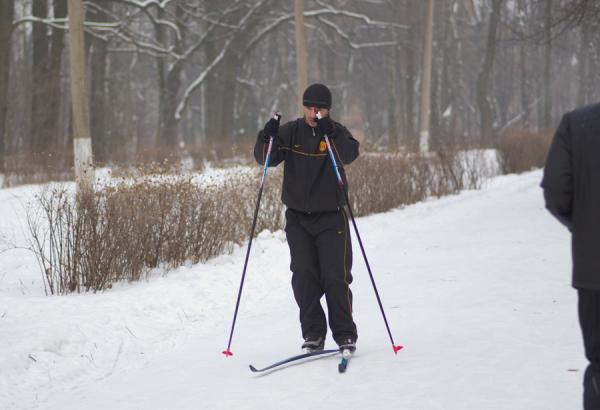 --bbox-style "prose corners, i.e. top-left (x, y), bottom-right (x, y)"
top-left (316, 115), bottom-right (335, 138)
top-left (262, 113), bottom-right (281, 142)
